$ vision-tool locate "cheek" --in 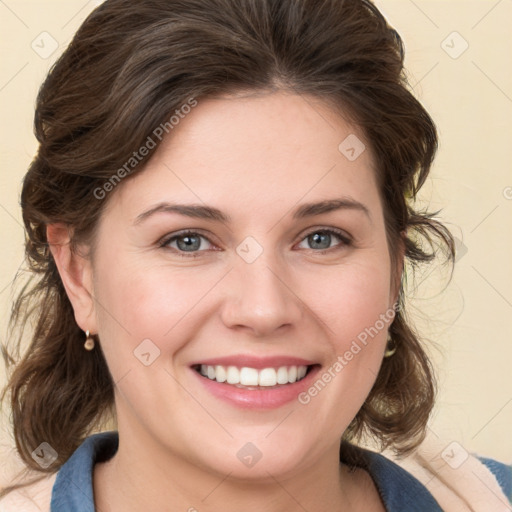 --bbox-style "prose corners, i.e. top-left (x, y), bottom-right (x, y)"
top-left (289, 274), bottom-right (388, 454)
top-left (310, 258), bottom-right (393, 343)
top-left (302, 258), bottom-right (392, 410)
top-left (92, 253), bottom-right (218, 365)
